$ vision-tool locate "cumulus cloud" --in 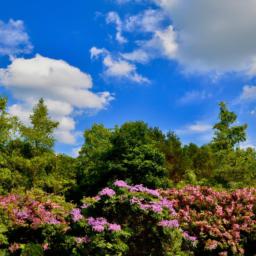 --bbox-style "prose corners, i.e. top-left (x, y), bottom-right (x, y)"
top-left (93, 9), bottom-right (177, 80)
top-left (90, 47), bottom-right (149, 83)
top-left (155, 0), bottom-right (256, 73)
top-left (0, 54), bottom-right (113, 144)
top-left (111, 0), bottom-right (256, 74)
top-left (0, 19), bottom-right (33, 57)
